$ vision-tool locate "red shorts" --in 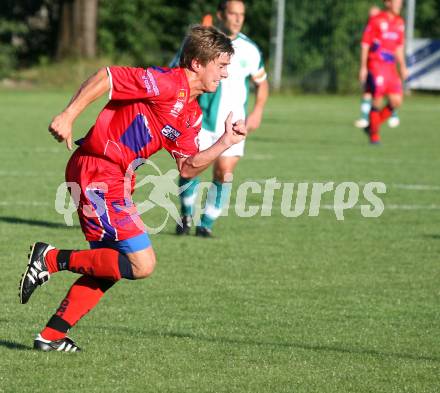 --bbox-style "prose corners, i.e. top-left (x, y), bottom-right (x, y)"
top-left (366, 64), bottom-right (402, 98)
top-left (65, 150), bottom-right (145, 242)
